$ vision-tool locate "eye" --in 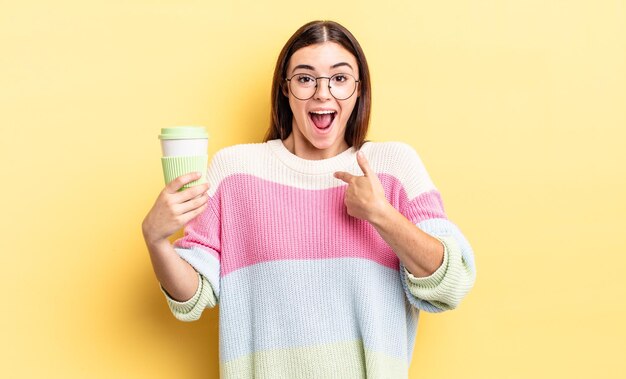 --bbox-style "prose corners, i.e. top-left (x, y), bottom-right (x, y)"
top-left (332, 74), bottom-right (348, 83)
top-left (295, 74), bottom-right (315, 84)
